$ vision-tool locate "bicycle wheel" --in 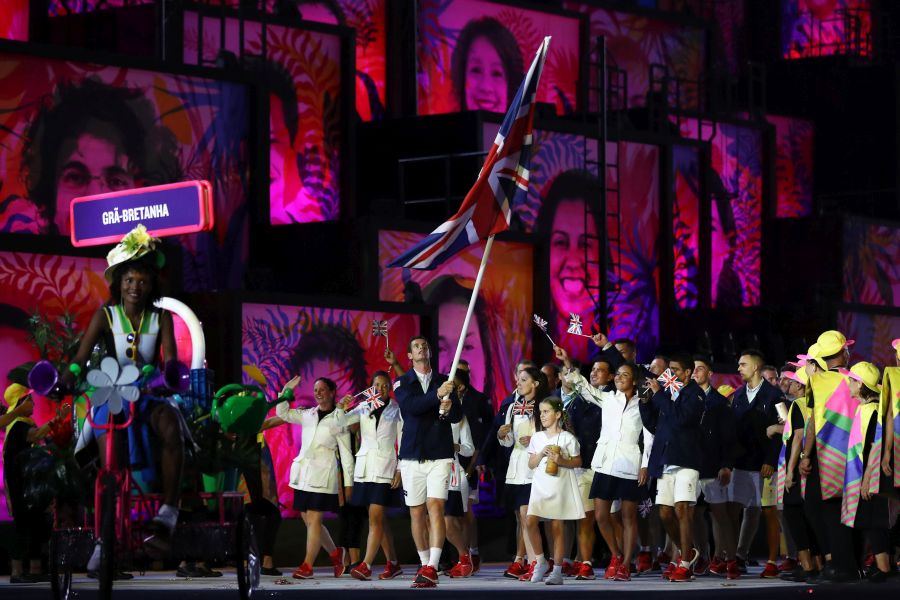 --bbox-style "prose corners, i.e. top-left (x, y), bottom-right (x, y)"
top-left (235, 509), bottom-right (260, 600)
top-left (50, 530), bottom-right (74, 600)
top-left (98, 474), bottom-right (117, 600)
